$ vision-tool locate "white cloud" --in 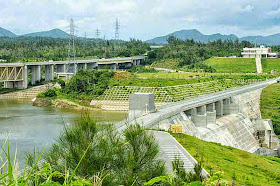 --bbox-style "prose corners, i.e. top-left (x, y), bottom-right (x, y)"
top-left (0, 0), bottom-right (280, 40)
